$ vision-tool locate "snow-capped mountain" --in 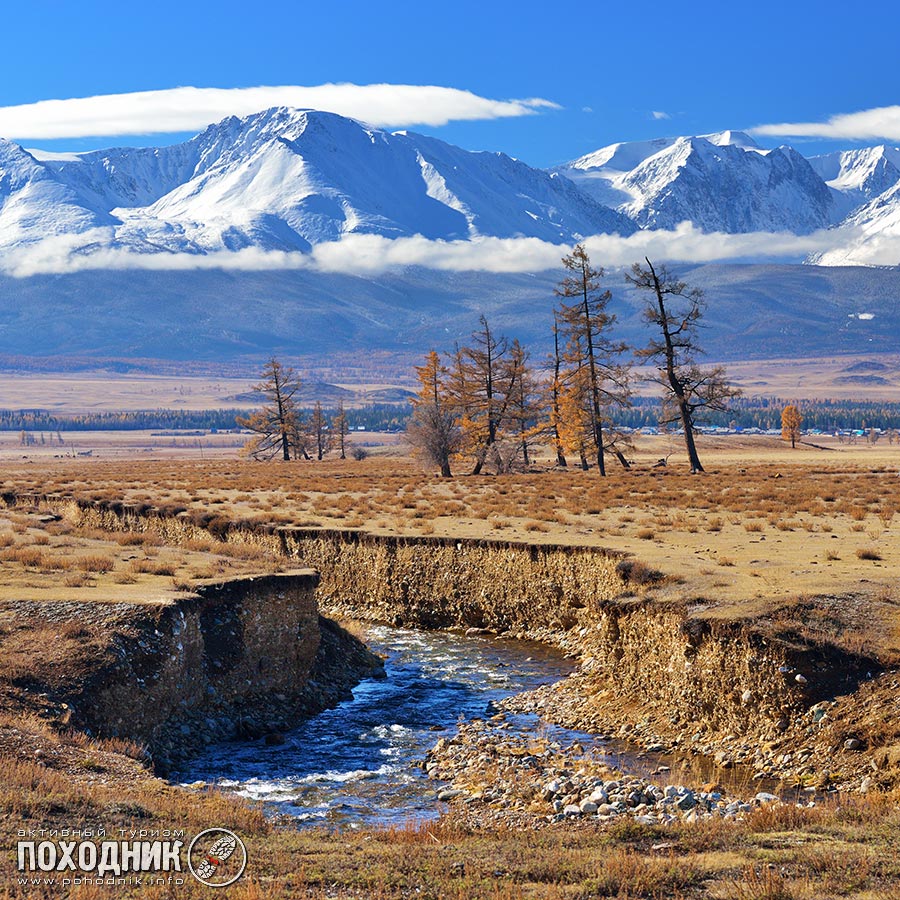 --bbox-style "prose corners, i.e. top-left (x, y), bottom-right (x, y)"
top-left (0, 139), bottom-right (116, 244)
top-left (2, 113), bottom-right (900, 366)
top-left (3, 112), bottom-right (899, 272)
top-left (557, 131), bottom-right (835, 234)
top-left (811, 178), bottom-right (900, 267)
top-left (7, 107), bottom-right (634, 253)
top-left (807, 145), bottom-right (900, 221)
